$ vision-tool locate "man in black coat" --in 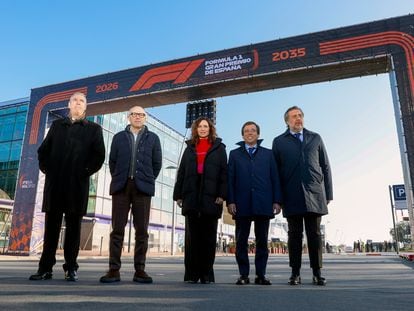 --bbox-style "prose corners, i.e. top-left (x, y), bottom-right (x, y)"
top-left (272, 106), bottom-right (333, 286)
top-left (30, 92), bottom-right (105, 282)
top-left (100, 106), bottom-right (162, 284)
top-left (227, 121), bottom-right (282, 285)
